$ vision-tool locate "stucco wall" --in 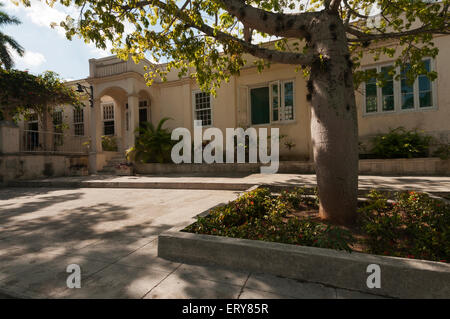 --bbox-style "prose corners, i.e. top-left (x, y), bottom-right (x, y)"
top-left (0, 154), bottom-right (89, 185)
top-left (356, 35), bottom-right (450, 146)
